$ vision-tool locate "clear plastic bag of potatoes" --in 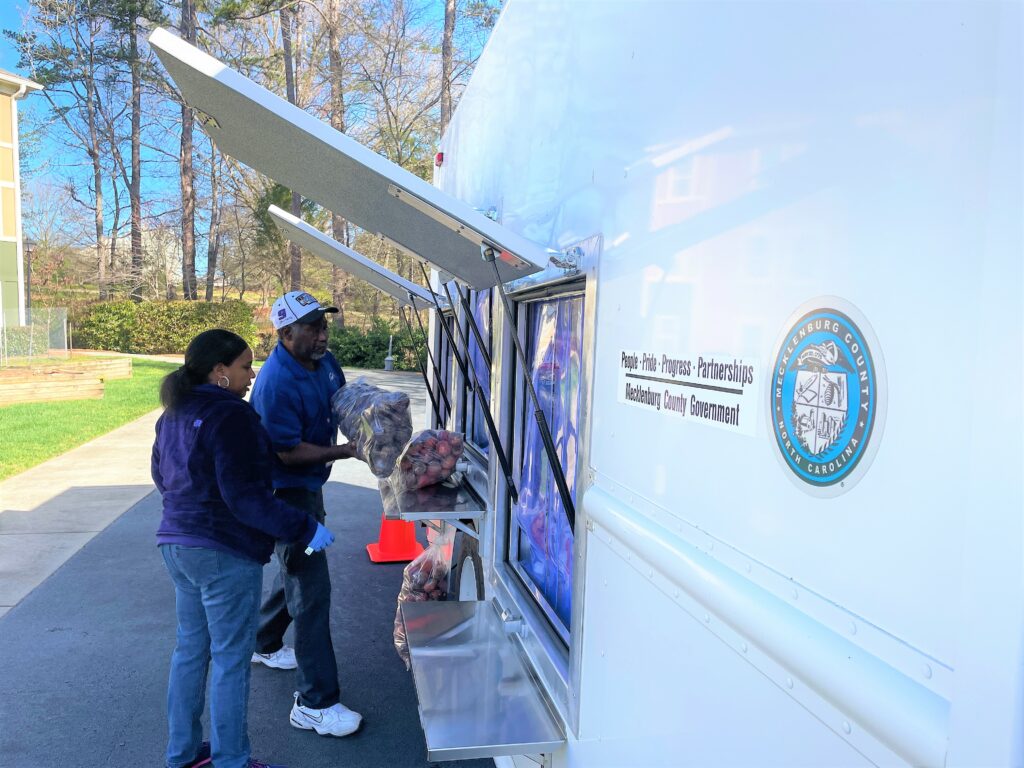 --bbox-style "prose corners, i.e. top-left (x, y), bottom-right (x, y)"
top-left (393, 523), bottom-right (456, 669)
top-left (331, 379), bottom-right (413, 477)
